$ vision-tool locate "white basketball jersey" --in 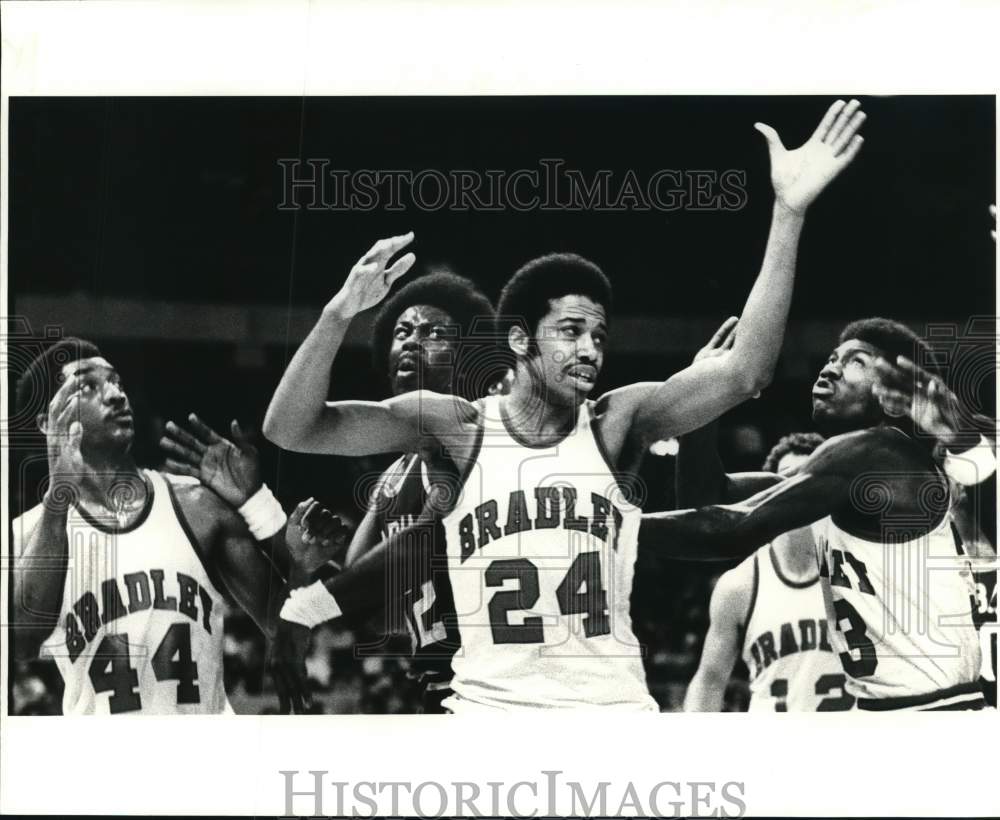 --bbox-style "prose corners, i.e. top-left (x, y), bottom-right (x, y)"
top-left (441, 396), bottom-right (656, 711)
top-left (19, 470), bottom-right (230, 714)
top-left (814, 508), bottom-right (982, 708)
top-left (742, 543), bottom-right (854, 712)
